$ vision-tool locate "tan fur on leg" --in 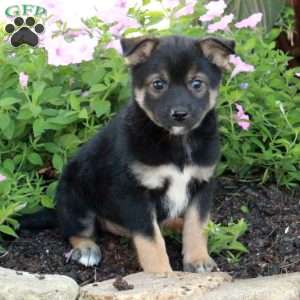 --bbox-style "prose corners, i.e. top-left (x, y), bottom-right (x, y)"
top-left (69, 236), bottom-right (97, 249)
top-left (182, 206), bottom-right (216, 272)
top-left (133, 222), bottom-right (172, 273)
